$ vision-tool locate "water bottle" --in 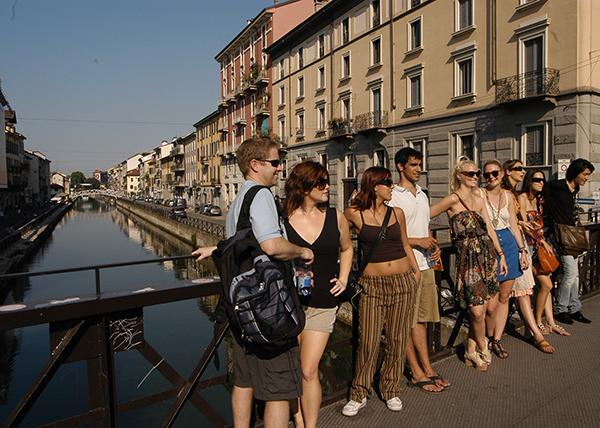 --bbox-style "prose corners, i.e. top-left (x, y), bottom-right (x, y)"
top-left (425, 247), bottom-right (444, 271)
top-left (295, 262), bottom-right (312, 296)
